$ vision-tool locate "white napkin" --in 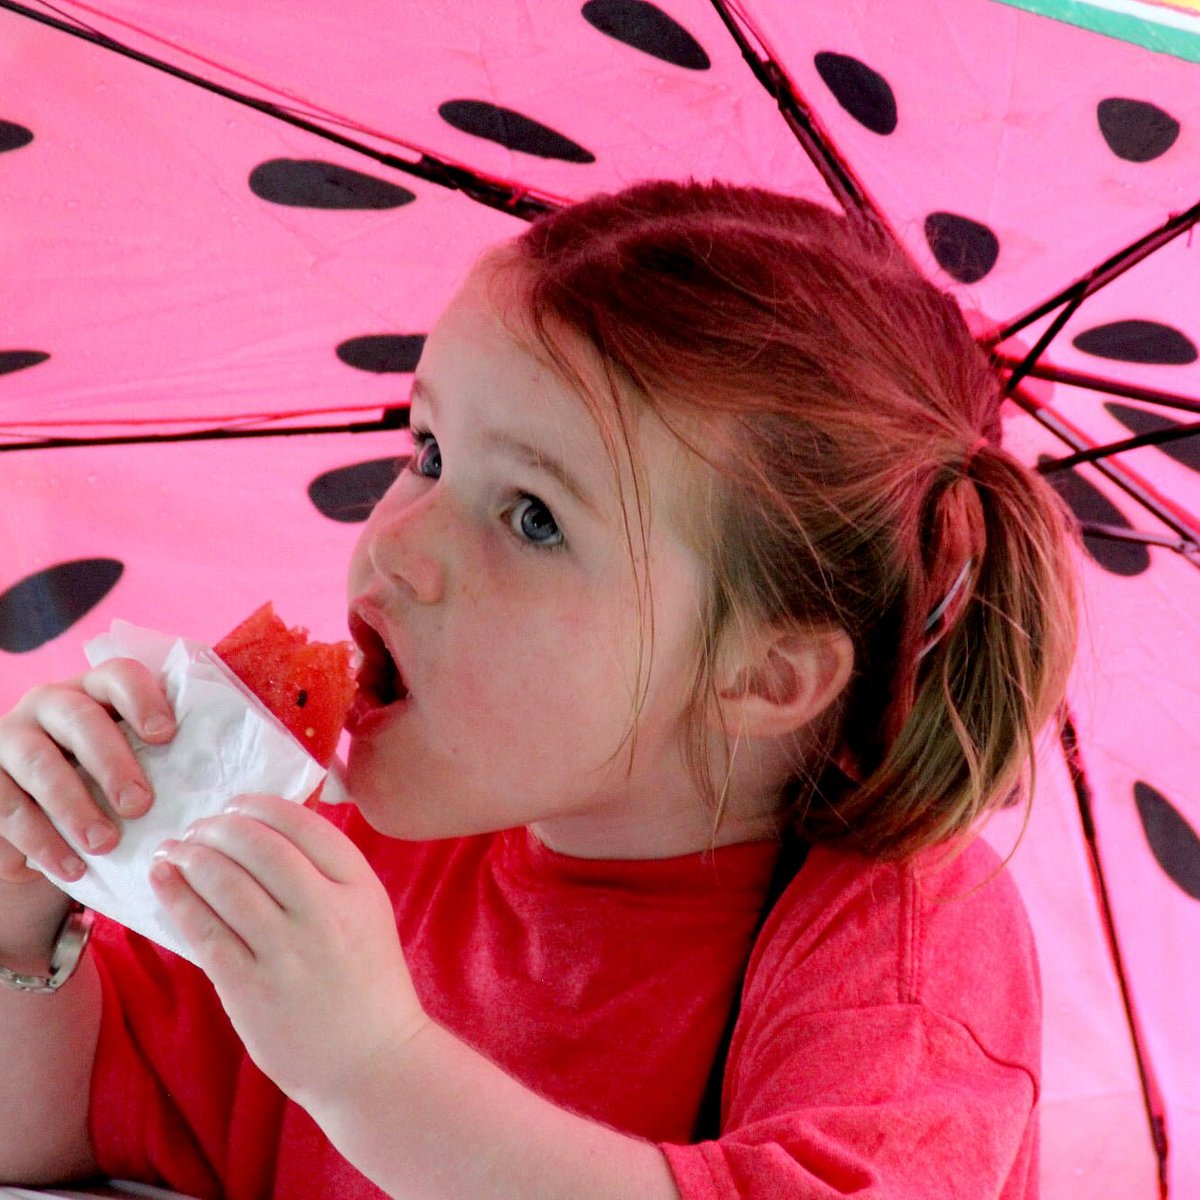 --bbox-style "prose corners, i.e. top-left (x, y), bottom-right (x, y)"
top-left (40, 620), bottom-right (329, 965)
